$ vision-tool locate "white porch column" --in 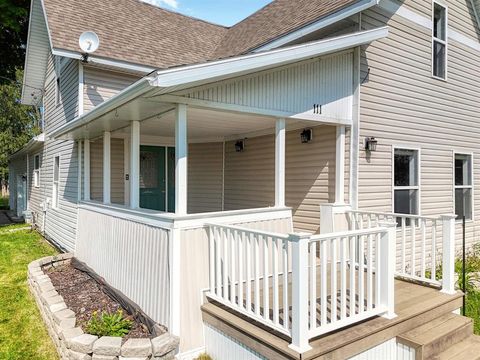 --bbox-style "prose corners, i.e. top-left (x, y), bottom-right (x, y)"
top-left (130, 121), bottom-right (140, 209)
top-left (103, 131), bottom-right (111, 204)
top-left (441, 214), bottom-right (457, 294)
top-left (77, 140), bottom-right (82, 201)
top-left (335, 125), bottom-right (346, 204)
top-left (175, 104), bottom-right (188, 215)
top-left (84, 140), bottom-right (90, 201)
top-left (275, 118), bottom-right (286, 207)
